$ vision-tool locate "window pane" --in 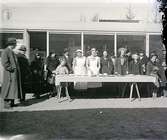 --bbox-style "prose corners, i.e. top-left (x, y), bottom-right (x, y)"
top-left (30, 32), bottom-right (47, 58)
top-left (0, 33), bottom-right (23, 49)
top-left (49, 34), bottom-right (81, 57)
top-left (117, 35), bottom-right (146, 55)
top-left (149, 35), bottom-right (164, 62)
top-left (84, 35), bottom-right (114, 56)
